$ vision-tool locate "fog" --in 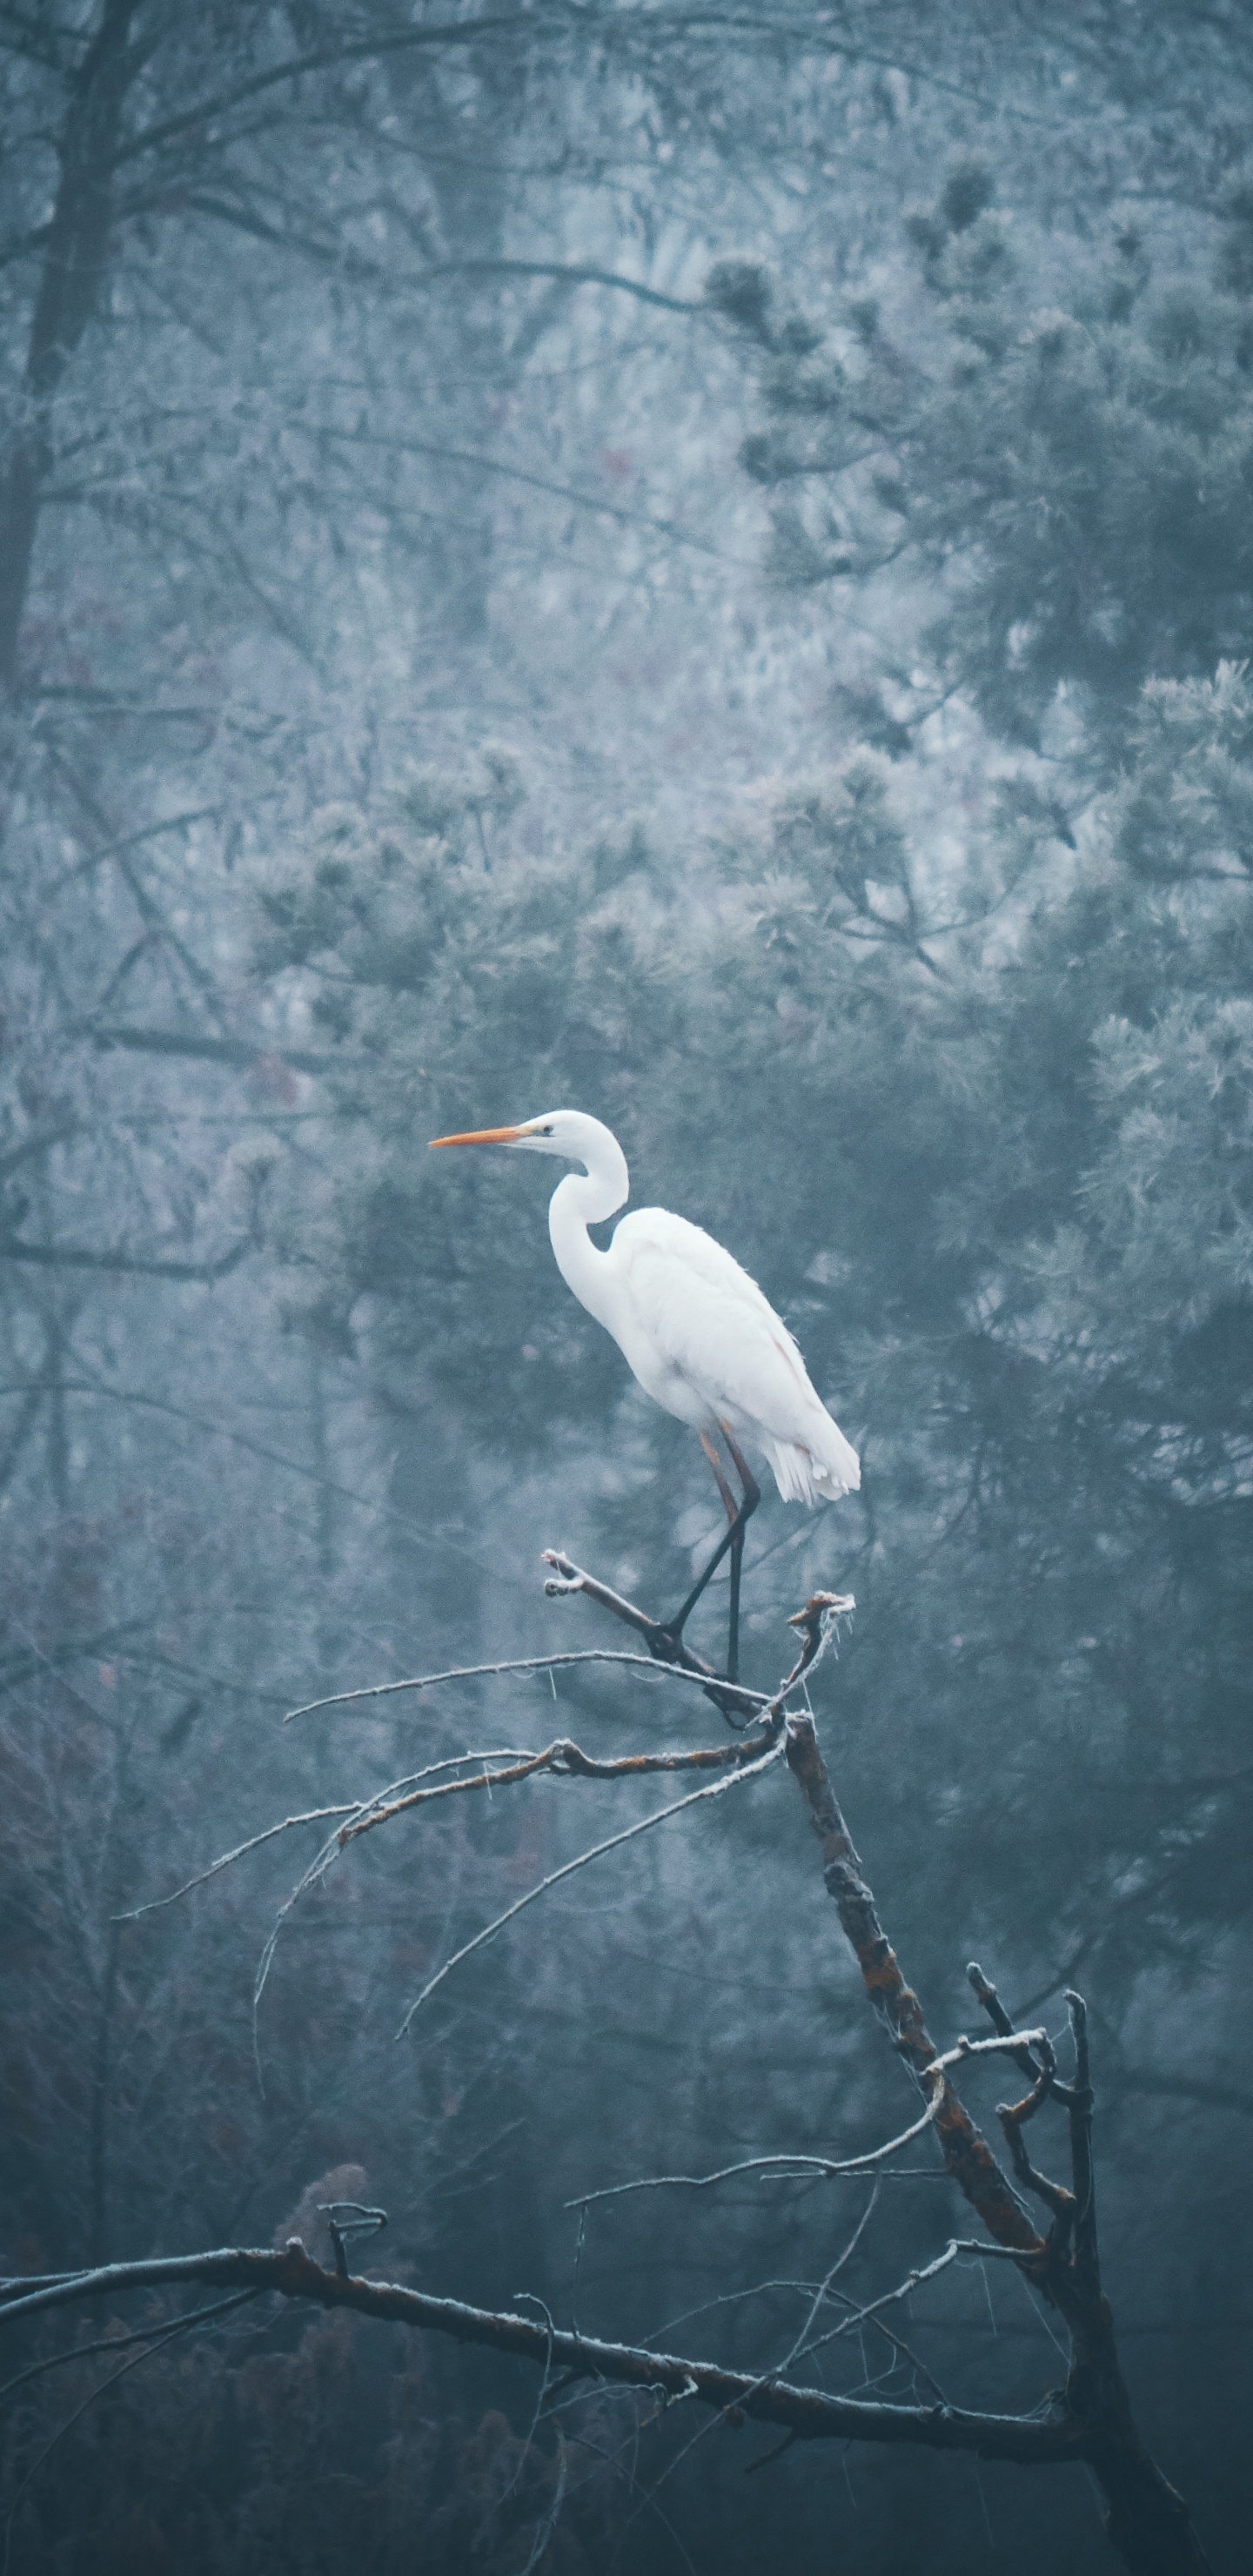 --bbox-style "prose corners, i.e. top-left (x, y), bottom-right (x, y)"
top-left (1, 7), bottom-right (1250, 2571)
